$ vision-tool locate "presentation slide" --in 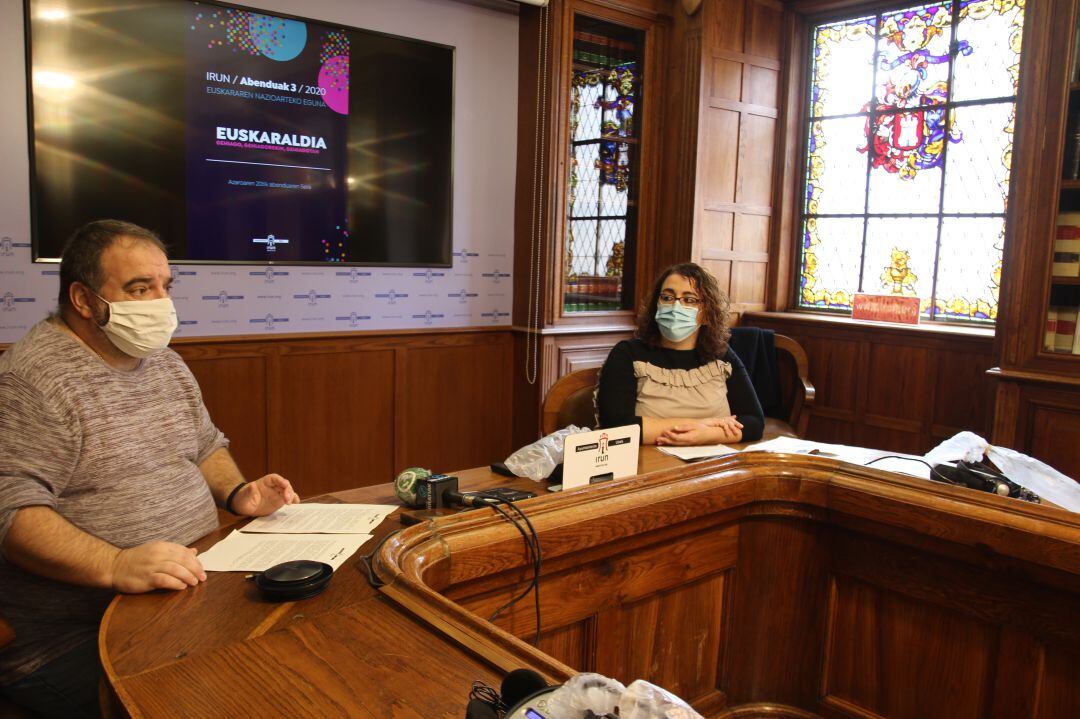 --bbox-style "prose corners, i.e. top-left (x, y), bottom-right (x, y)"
top-left (185, 8), bottom-right (351, 262)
